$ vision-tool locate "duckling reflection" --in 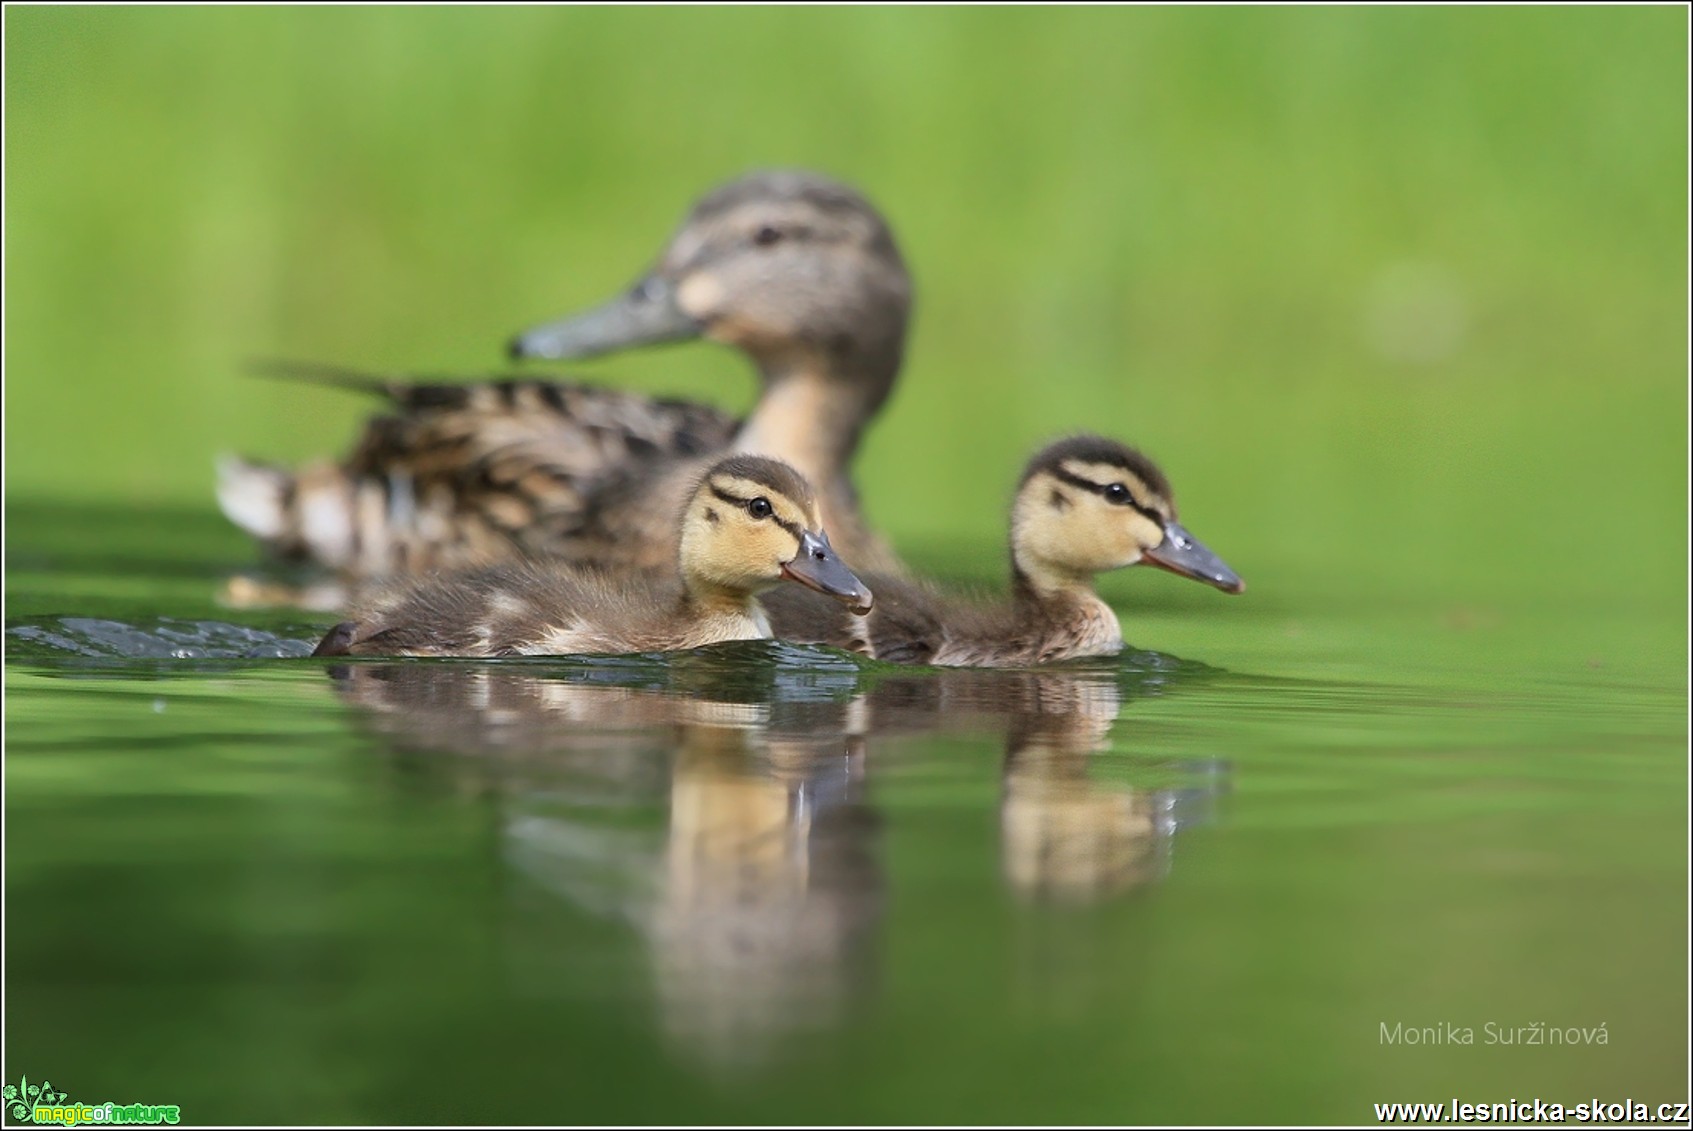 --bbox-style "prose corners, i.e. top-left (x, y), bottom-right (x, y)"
top-left (318, 658), bottom-right (770, 802)
top-left (321, 656), bottom-right (881, 1070)
top-left (648, 717), bottom-right (880, 1066)
top-left (318, 652), bottom-right (1224, 1071)
top-left (999, 675), bottom-right (1170, 901)
top-left (863, 666), bottom-right (1226, 902)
